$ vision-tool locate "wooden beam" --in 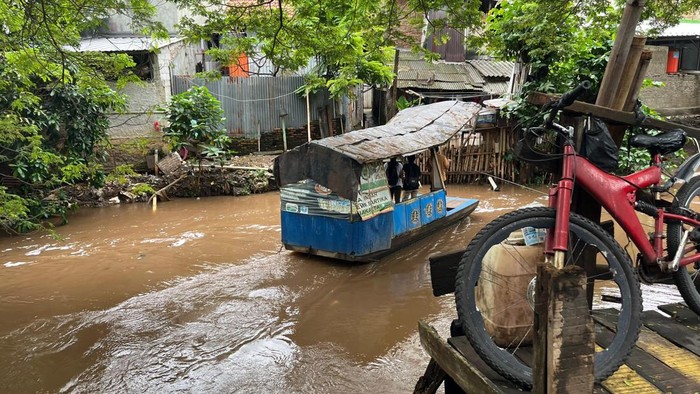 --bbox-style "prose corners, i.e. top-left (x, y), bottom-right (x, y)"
top-left (417, 321), bottom-right (504, 393)
top-left (532, 264), bottom-right (594, 393)
top-left (413, 359), bottom-right (447, 394)
top-left (624, 50), bottom-right (653, 111)
top-left (527, 92), bottom-right (700, 138)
